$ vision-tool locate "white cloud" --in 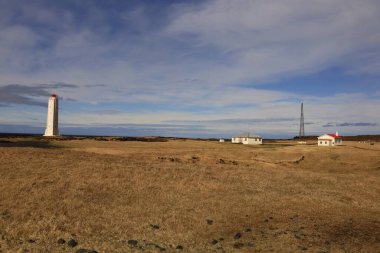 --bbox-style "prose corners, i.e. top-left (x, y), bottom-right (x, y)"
top-left (0, 1), bottom-right (379, 137)
top-left (1, 0), bottom-right (379, 98)
top-left (167, 0), bottom-right (380, 81)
